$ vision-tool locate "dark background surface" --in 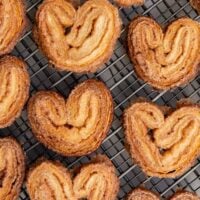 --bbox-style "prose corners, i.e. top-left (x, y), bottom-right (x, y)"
top-left (0, 0), bottom-right (200, 199)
